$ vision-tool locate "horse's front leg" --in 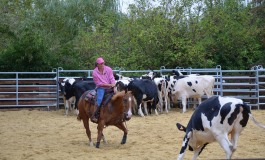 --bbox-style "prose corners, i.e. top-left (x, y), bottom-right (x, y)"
top-left (115, 123), bottom-right (128, 144)
top-left (82, 119), bottom-right (93, 146)
top-left (96, 124), bottom-right (104, 148)
top-left (87, 112), bottom-right (108, 144)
